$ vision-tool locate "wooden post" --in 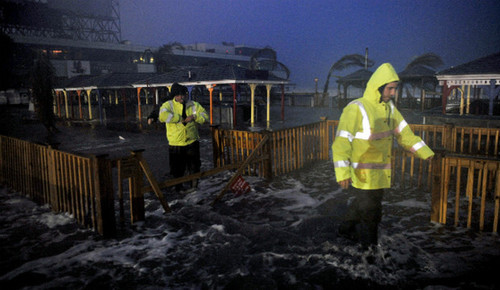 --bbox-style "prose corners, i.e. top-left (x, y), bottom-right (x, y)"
top-left (262, 131), bottom-right (273, 180)
top-left (430, 150), bottom-right (445, 223)
top-left (129, 153), bottom-right (145, 224)
top-left (493, 168), bottom-right (500, 233)
top-left (117, 155), bottom-right (138, 225)
top-left (444, 123), bottom-right (454, 151)
top-left (47, 145), bottom-right (60, 212)
top-left (92, 154), bottom-right (116, 237)
top-left (211, 125), bottom-right (221, 167)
